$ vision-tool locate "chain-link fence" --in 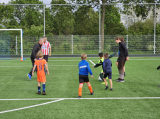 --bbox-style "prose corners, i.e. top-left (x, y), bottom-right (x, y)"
top-left (0, 34), bottom-right (159, 57)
